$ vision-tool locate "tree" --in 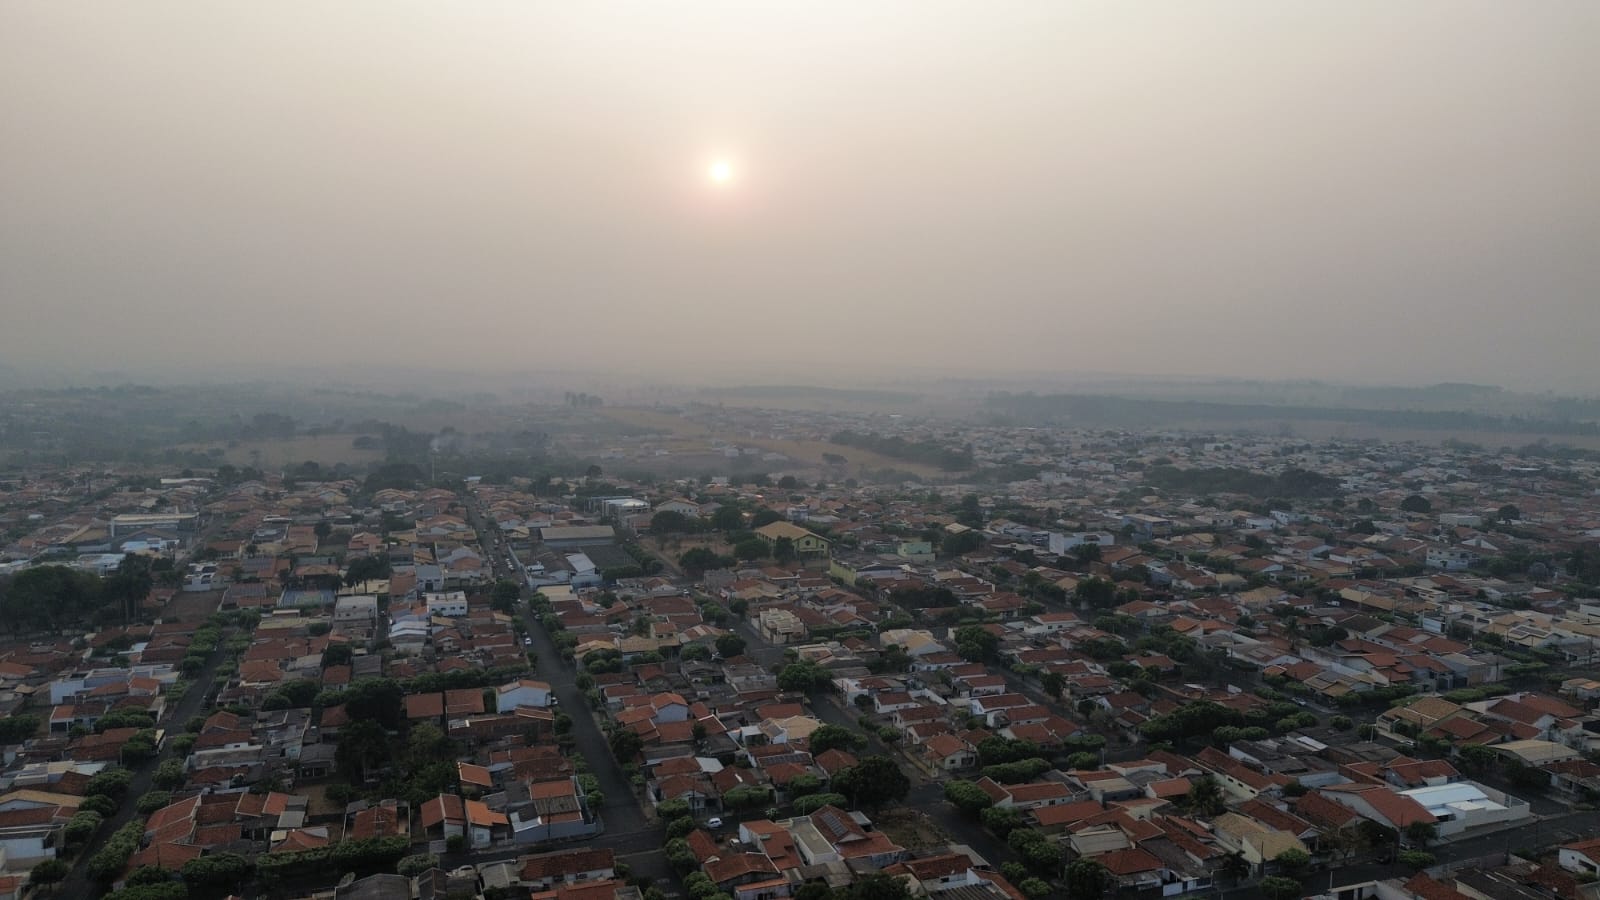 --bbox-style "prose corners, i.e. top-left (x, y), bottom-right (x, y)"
top-left (1216, 852), bottom-right (1250, 884)
top-left (980, 806), bottom-right (1022, 837)
top-left (679, 547), bottom-right (731, 575)
top-left (842, 874), bottom-right (913, 900)
top-left (397, 853), bottom-right (440, 877)
top-left (609, 727), bottom-right (644, 764)
top-left (1260, 876), bottom-right (1303, 900)
top-left (777, 660), bottom-right (831, 693)
top-left (1497, 504), bottom-right (1520, 521)
top-left (792, 793), bottom-right (850, 815)
top-left (322, 642), bottom-right (353, 668)
top-left (722, 785), bottom-right (770, 811)
top-left (1074, 576), bottom-right (1117, 609)
top-left (1405, 821), bottom-right (1437, 848)
top-left (809, 724), bottom-right (866, 756)
top-left (733, 538), bottom-right (768, 562)
top-left (1183, 776), bottom-right (1225, 816)
top-left (954, 625), bottom-right (999, 663)
top-left (1400, 494), bottom-right (1432, 514)
top-left (1399, 850), bottom-right (1436, 870)
top-left (1320, 822), bottom-right (1369, 863)
top-left (136, 791), bottom-right (173, 814)
top-left (710, 506), bottom-right (745, 532)
top-left (78, 795), bottom-right (117, 817)
top-left (1013, 877), bottom-right (1051, 900)
top-left (943, 780), bottom-right (994, 816)
top-left (773, 537), bottom-right (796, 563)
top-left (665, 838), bottom-right (697, 872)
top-left (787, 773), bottom-right (824, 799)
top-left (714, 633), bottom-right (747, 658)
top-left (832, 756), bottom-right (910, 809)
top-left (651, 511), bottom-right (693, 535)
top-left (181, 852), bottom-right (253, 891)
top-left (335, 719), bottom-right (391, 783)
top-left (656, 799), bottom-right (692, 822)
top-left (1064, 858), bottom-right (1113, 900)
top-left (1273, 848), bottom-right (1310, 877)
top-left (153, 758), bottom-right (186, 790)
top-left (1040, 672), bottom-right (1064, 700)
top-left (490, 580), bottom-right (522, 614)
top-left (85, 768), bottom-right (133, 799)
top-left (65, 810), bottom-right (102, 844)
top-left (28, 858), bottom-right (68, 887)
